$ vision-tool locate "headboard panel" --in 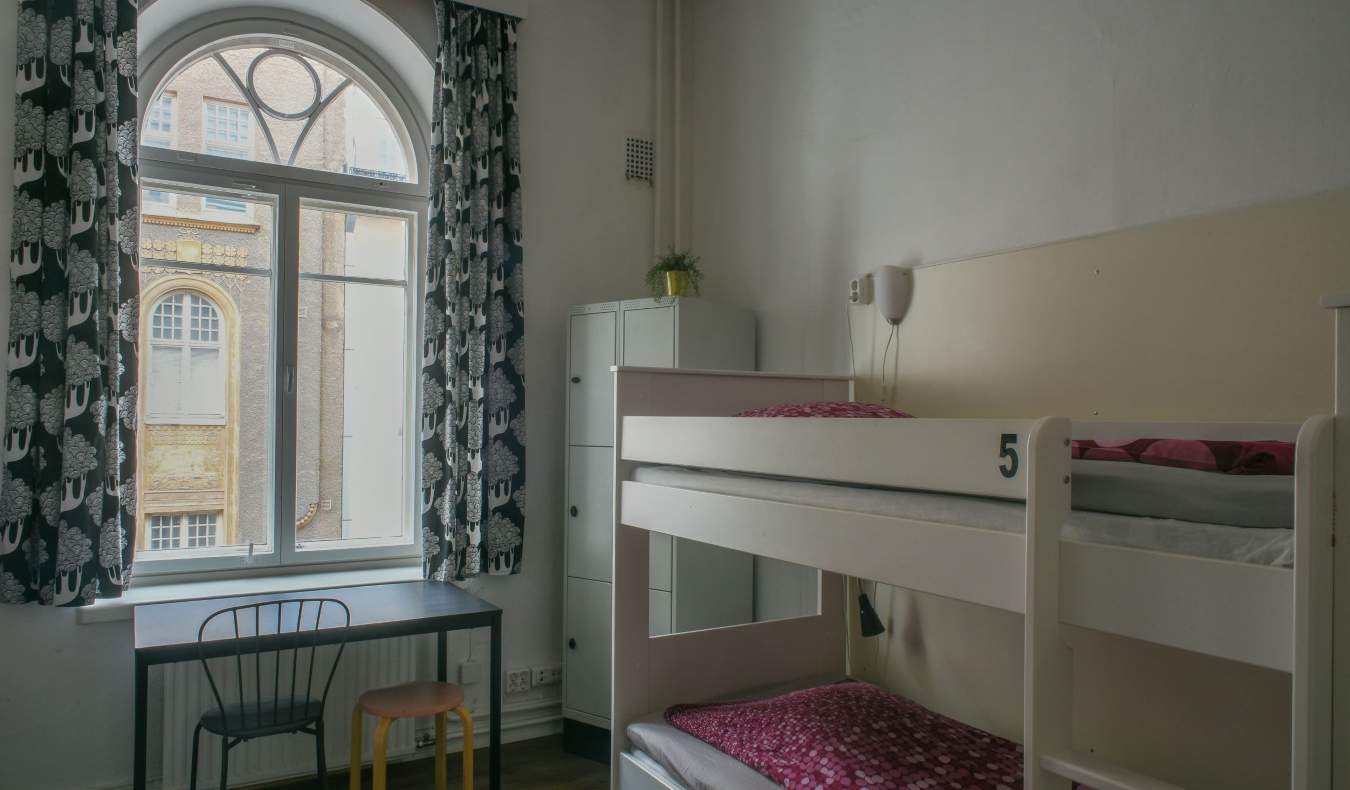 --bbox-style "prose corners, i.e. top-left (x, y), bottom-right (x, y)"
top-left (852, 188), bottom-right (1350, 422)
